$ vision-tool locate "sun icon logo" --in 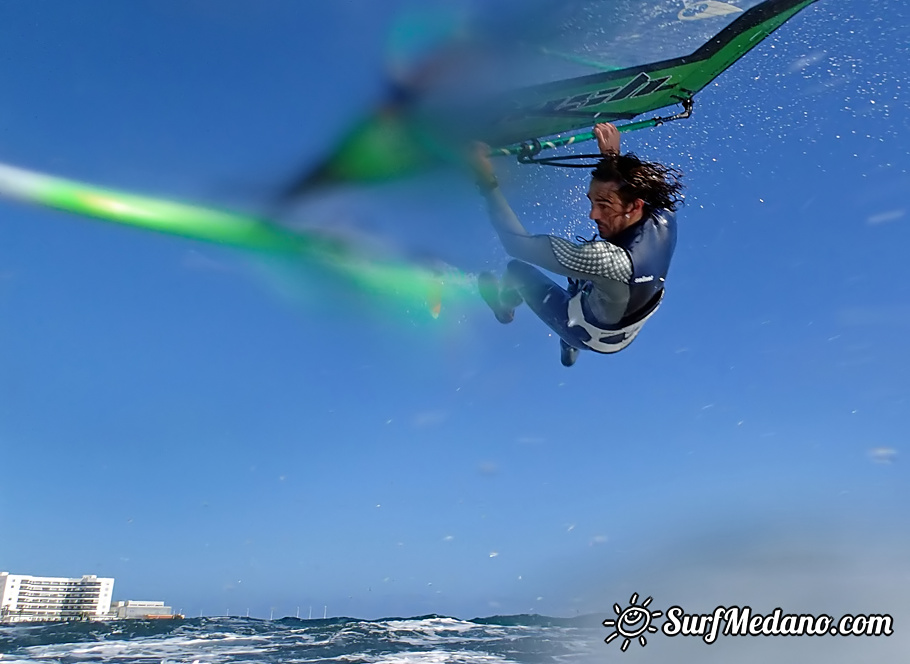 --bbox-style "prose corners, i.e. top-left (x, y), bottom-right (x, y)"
top-left (602, 593), bottom-right (663, 652)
